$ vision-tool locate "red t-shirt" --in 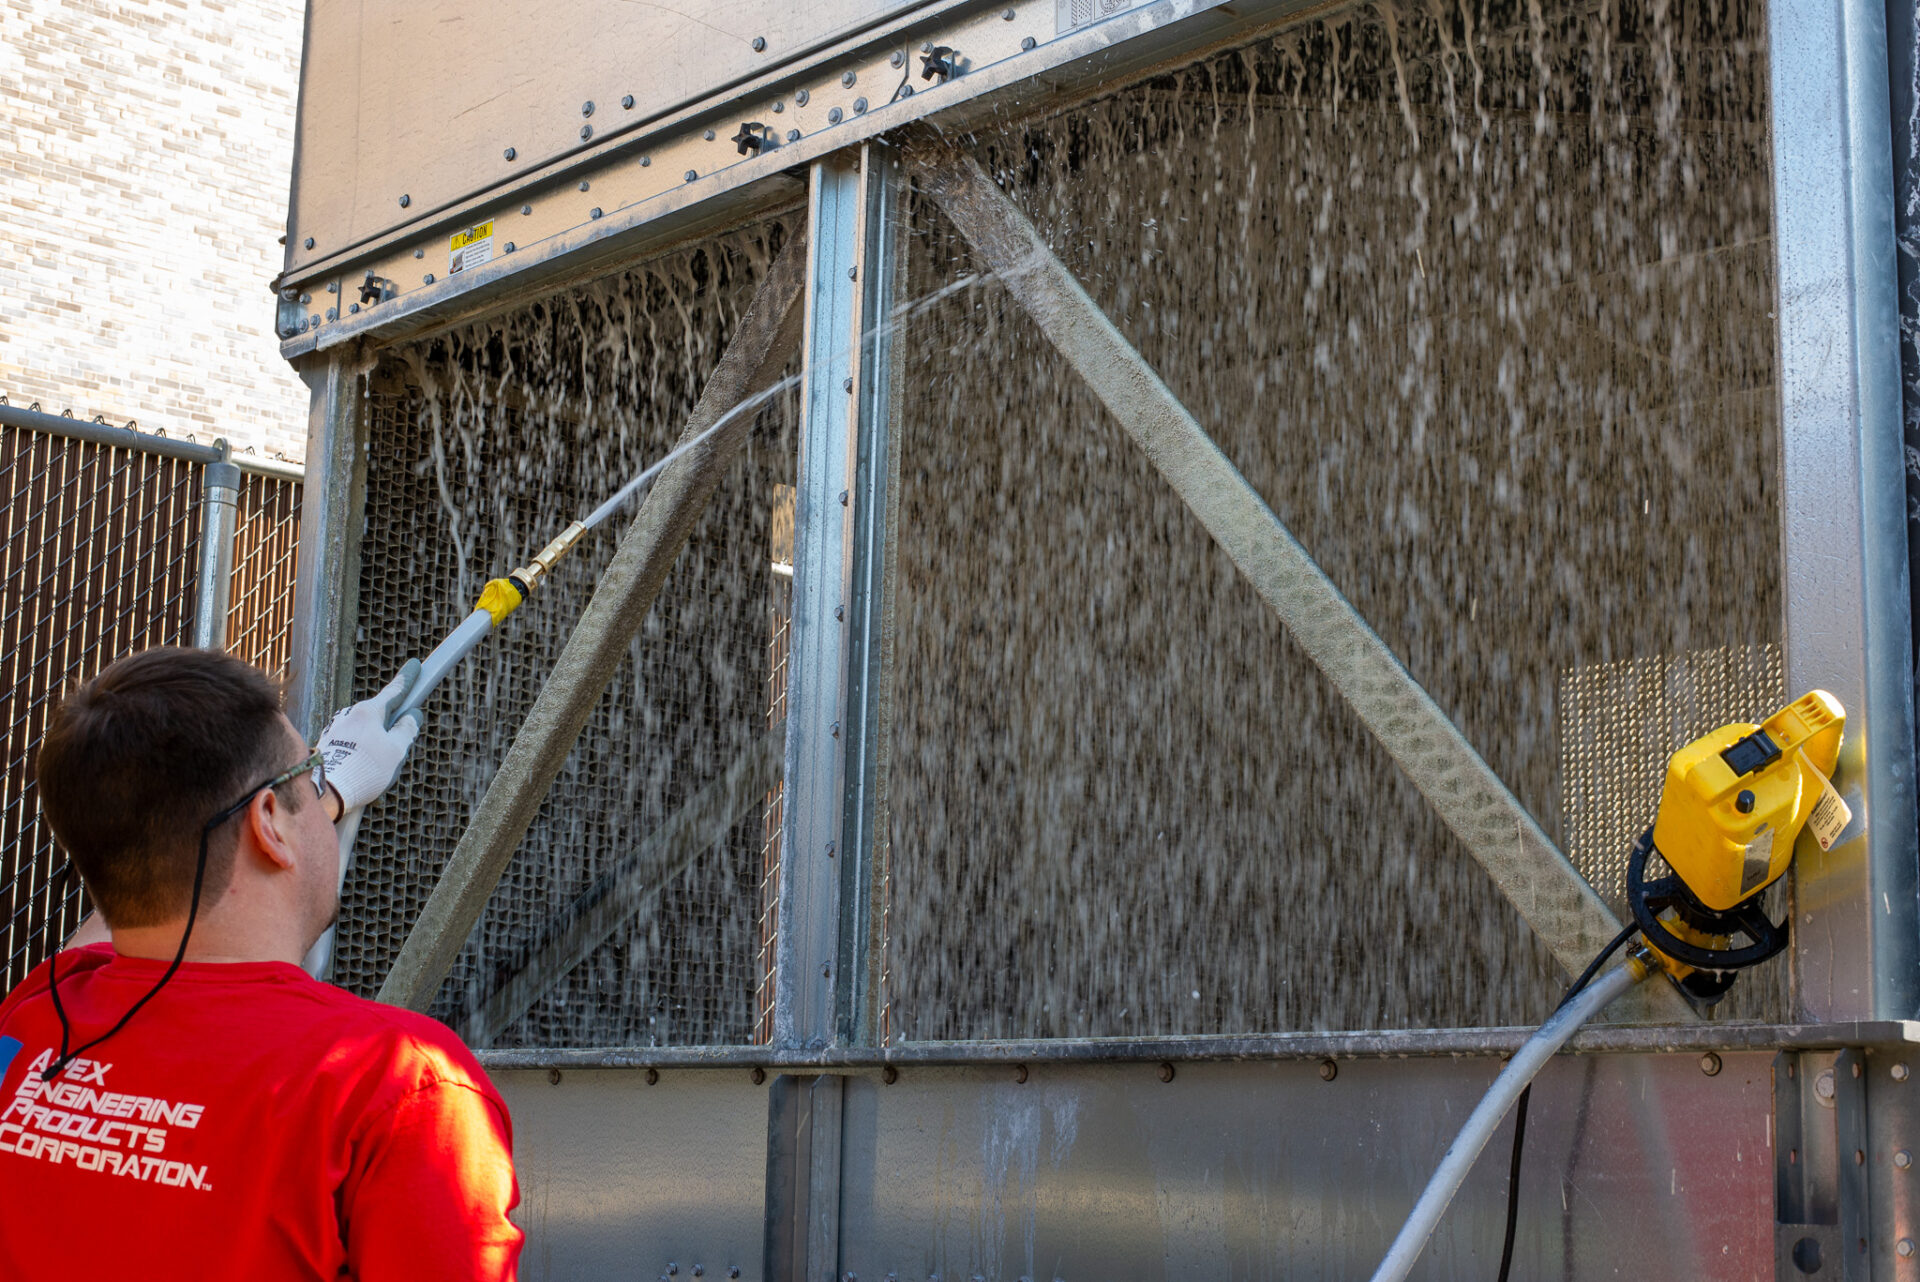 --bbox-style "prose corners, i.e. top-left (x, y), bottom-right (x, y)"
top-left (0, 944), bottom-right (522, 1280)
